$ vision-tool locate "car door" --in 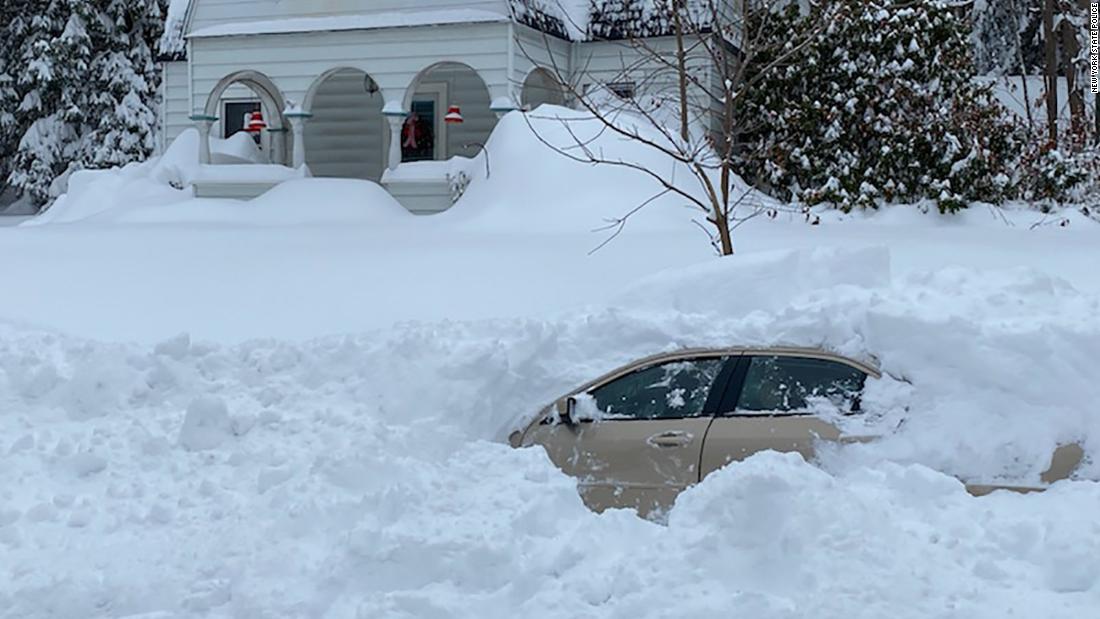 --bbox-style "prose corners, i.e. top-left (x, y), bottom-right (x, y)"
top-left (522, 354), bottom-right (735, 517)
top-left (700, 353), bottom-right (871, 479)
